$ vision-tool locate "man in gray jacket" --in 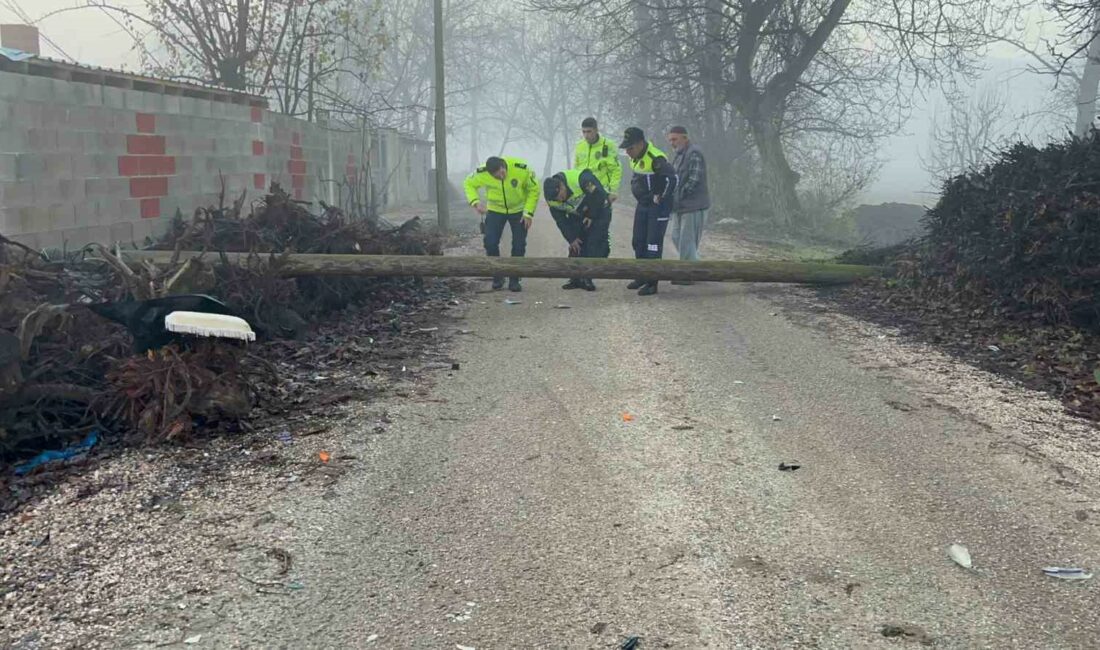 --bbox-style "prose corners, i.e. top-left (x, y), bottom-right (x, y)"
top-left (667, 126), bottom-right (710, 284)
